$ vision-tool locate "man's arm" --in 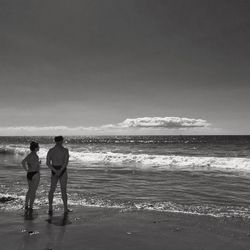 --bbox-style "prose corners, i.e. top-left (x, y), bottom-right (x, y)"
top-left (58, 149), bottom-right (69, 175)
top-left (46, 150), bottom-right (57, 173)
